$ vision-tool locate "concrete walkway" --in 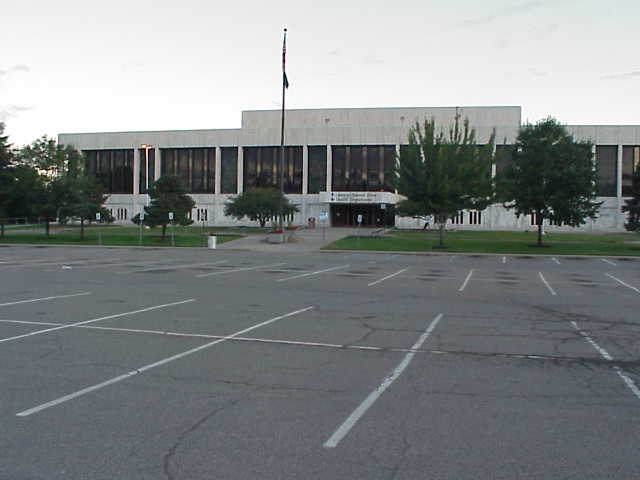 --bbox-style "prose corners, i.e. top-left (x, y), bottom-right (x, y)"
top-left (215, 227), bottom-right (379, 252)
